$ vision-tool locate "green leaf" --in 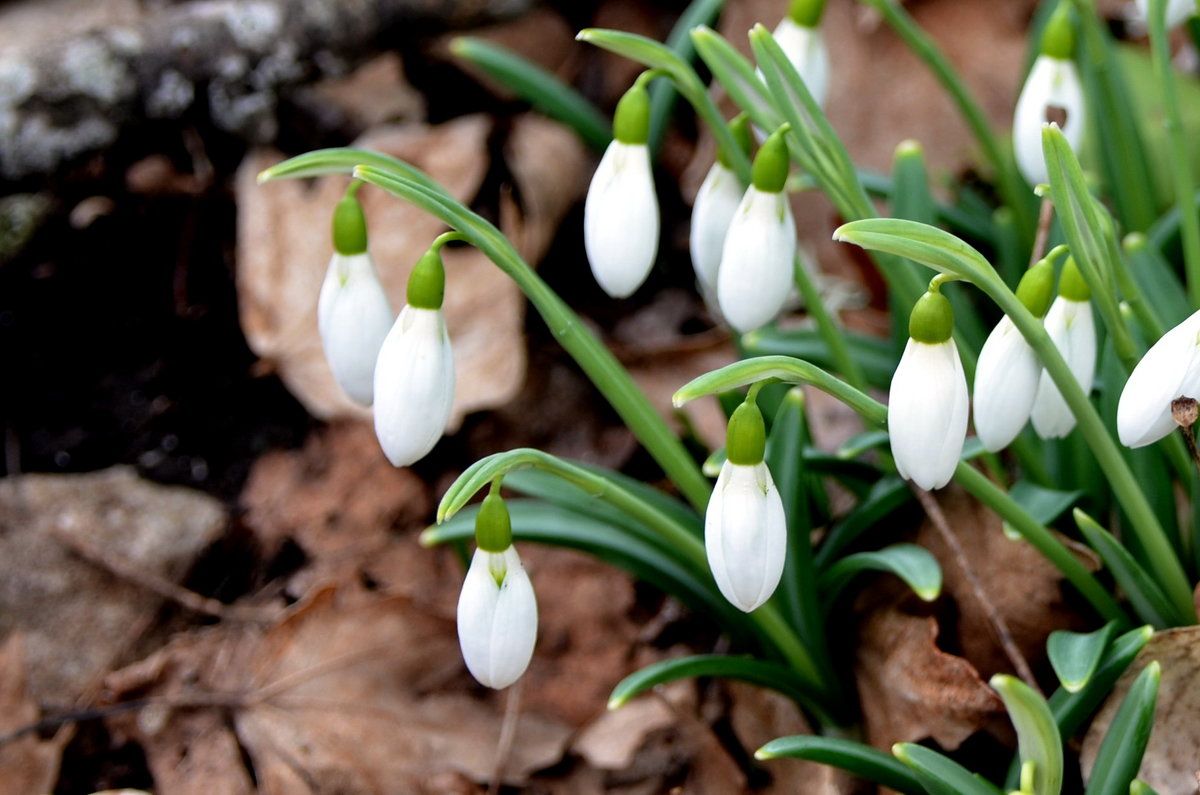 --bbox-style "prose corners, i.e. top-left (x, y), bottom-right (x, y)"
top-left (648, 0), bottom-right (727, 152)
top-left (450, 37), bottom-right (611, 151)
top-left (691, 24), bottom-right (779, 133)
top-left (1129, 780), bottom-right (1161, 795)
top-left (1123, 232), bottom-right (1192, 330)
top-left (1047, 622), bottom-right (1117, 693)
top-left (832, 218), bottom-right (994, 286)
top-left (577, 27), bottom-right (751, 182)
top-left (818, 544), bottom-right (942, 606)
top-left (256, 146), bottom-right (448, 194)
top-left (756, 736), bottom-right (925, 795)
top-left (741, 327), bottom-right (899, 389)
top-left (672, 355), bottom-right (887, 427)
top-left (1047, 625), bottom-right (1153, 737)
top-left (814, 477), bottom-right (913, 569)
top-left (990, 674), bottom-right (1063, 795)
top-left (1074, 508), bottom-right (1183, 628)
top-left (1009, 481), bottom-right (1082, 526)
top-left (1083, 662), bottom-right (1161, 795)
top-left (608, 654), bottom-right (819, 712)
top-left (893, 743), bottom-right (1005, 795)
